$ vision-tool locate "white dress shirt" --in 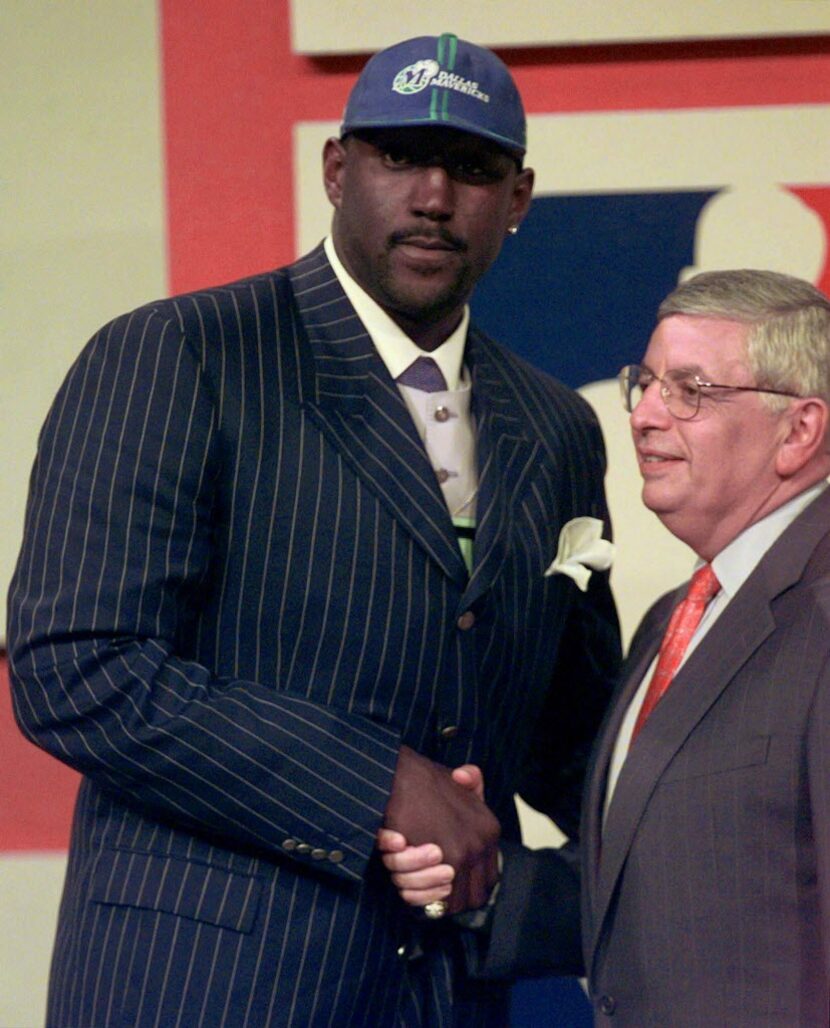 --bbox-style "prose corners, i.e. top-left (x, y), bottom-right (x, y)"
top-left (605, 480), bottom-right (828, 812)
top-left (324, 237), bottom-right (478, 518)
